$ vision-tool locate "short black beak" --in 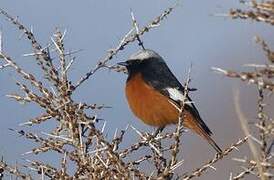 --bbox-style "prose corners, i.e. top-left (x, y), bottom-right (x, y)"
top-left (117, 61), bottom-right (128, 67)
